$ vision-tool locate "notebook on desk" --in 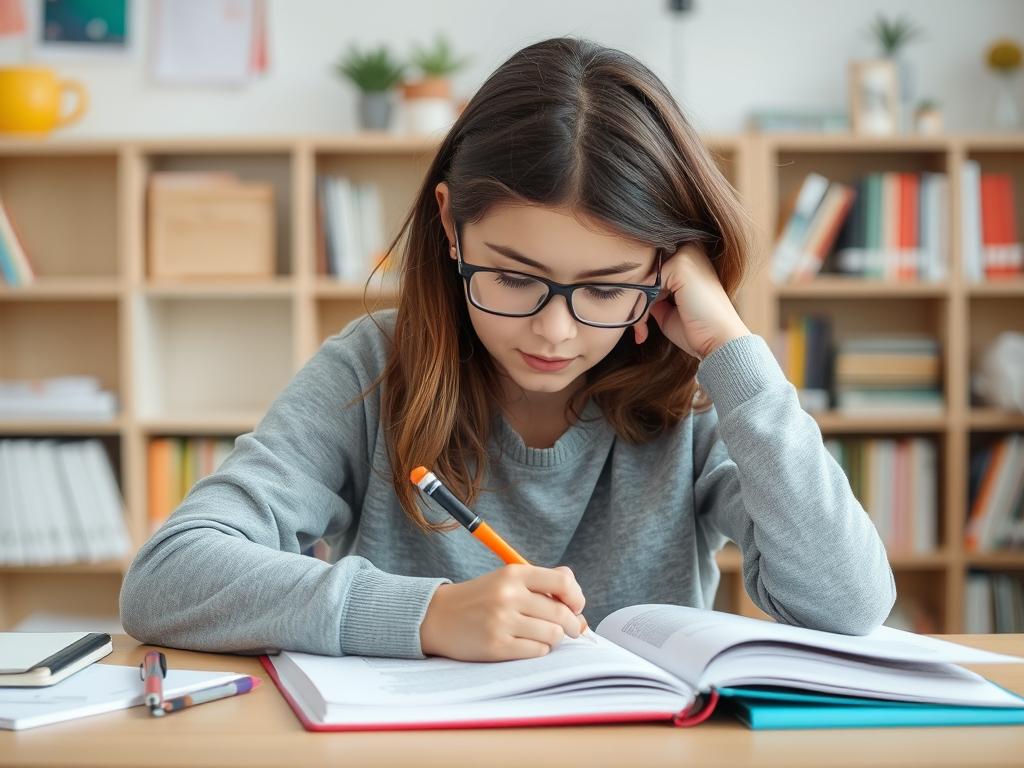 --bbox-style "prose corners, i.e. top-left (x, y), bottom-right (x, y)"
top-left (260, 605), bottom-right (1024, 732)
top-left (0, 663), bottom-right (253, 730)
top-left (0, 632), bottom-right (112, 687)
